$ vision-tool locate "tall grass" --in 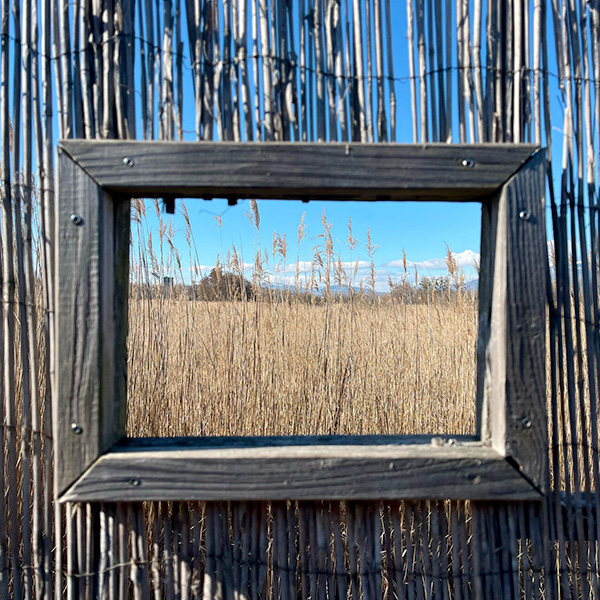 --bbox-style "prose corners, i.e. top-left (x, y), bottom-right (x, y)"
top-left (127, 200), bottom-right (478, 438)
top-left (127, 299), bottom-right (477, 437)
